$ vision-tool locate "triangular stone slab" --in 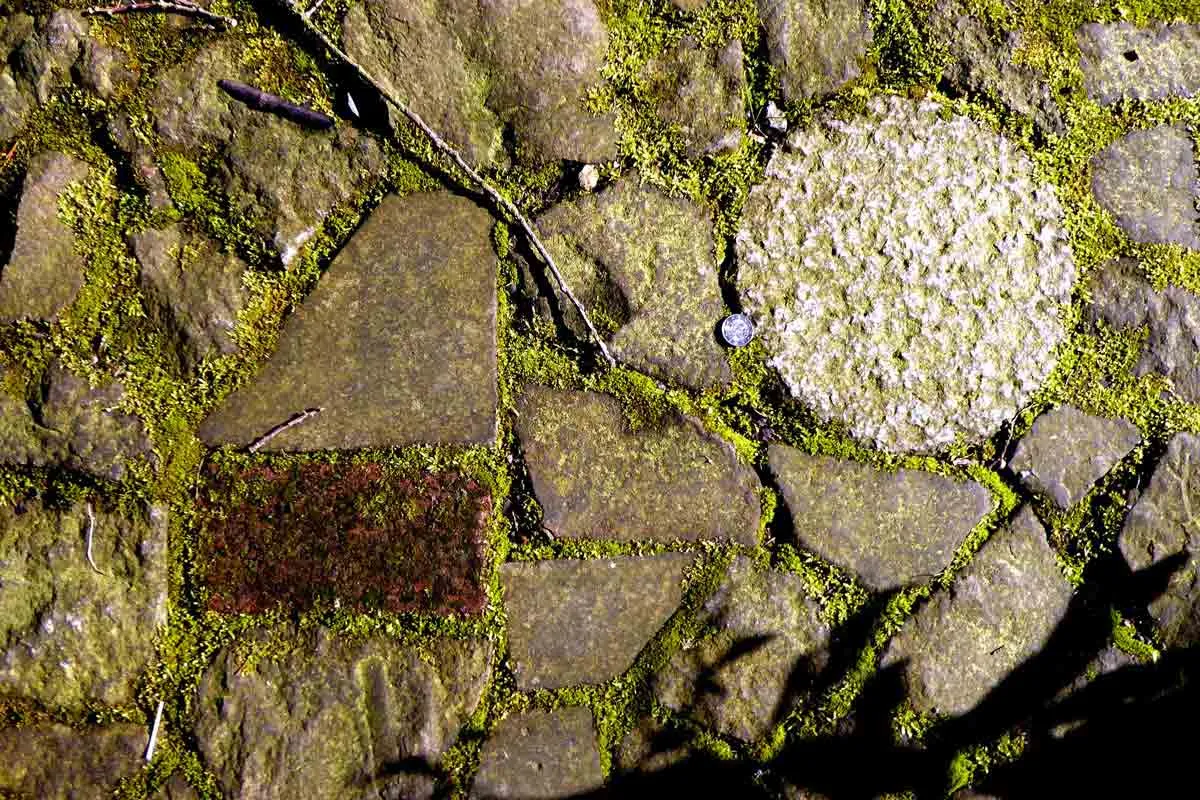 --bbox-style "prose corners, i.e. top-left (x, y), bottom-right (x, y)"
top-left (198, 191), bottom-right (498, 449)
